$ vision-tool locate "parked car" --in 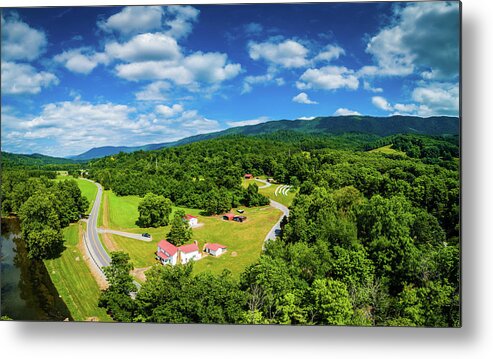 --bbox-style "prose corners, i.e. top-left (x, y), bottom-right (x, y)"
top-left (142, 233), bottom-right (151, 238)
top-left (237, 209), bottom-right (245, 213)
